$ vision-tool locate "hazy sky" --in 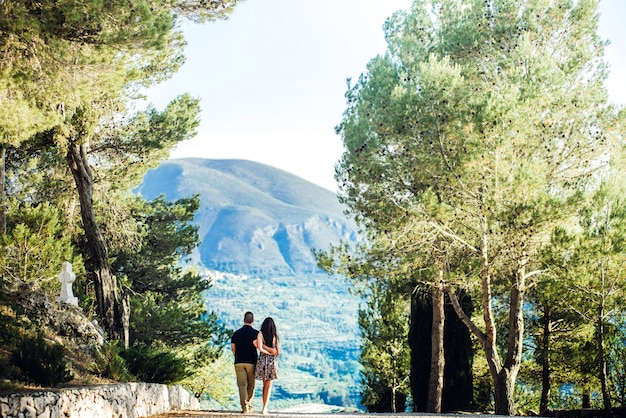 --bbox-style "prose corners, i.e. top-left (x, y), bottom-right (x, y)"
top-left (145, 0), bottom-right (626, 192)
